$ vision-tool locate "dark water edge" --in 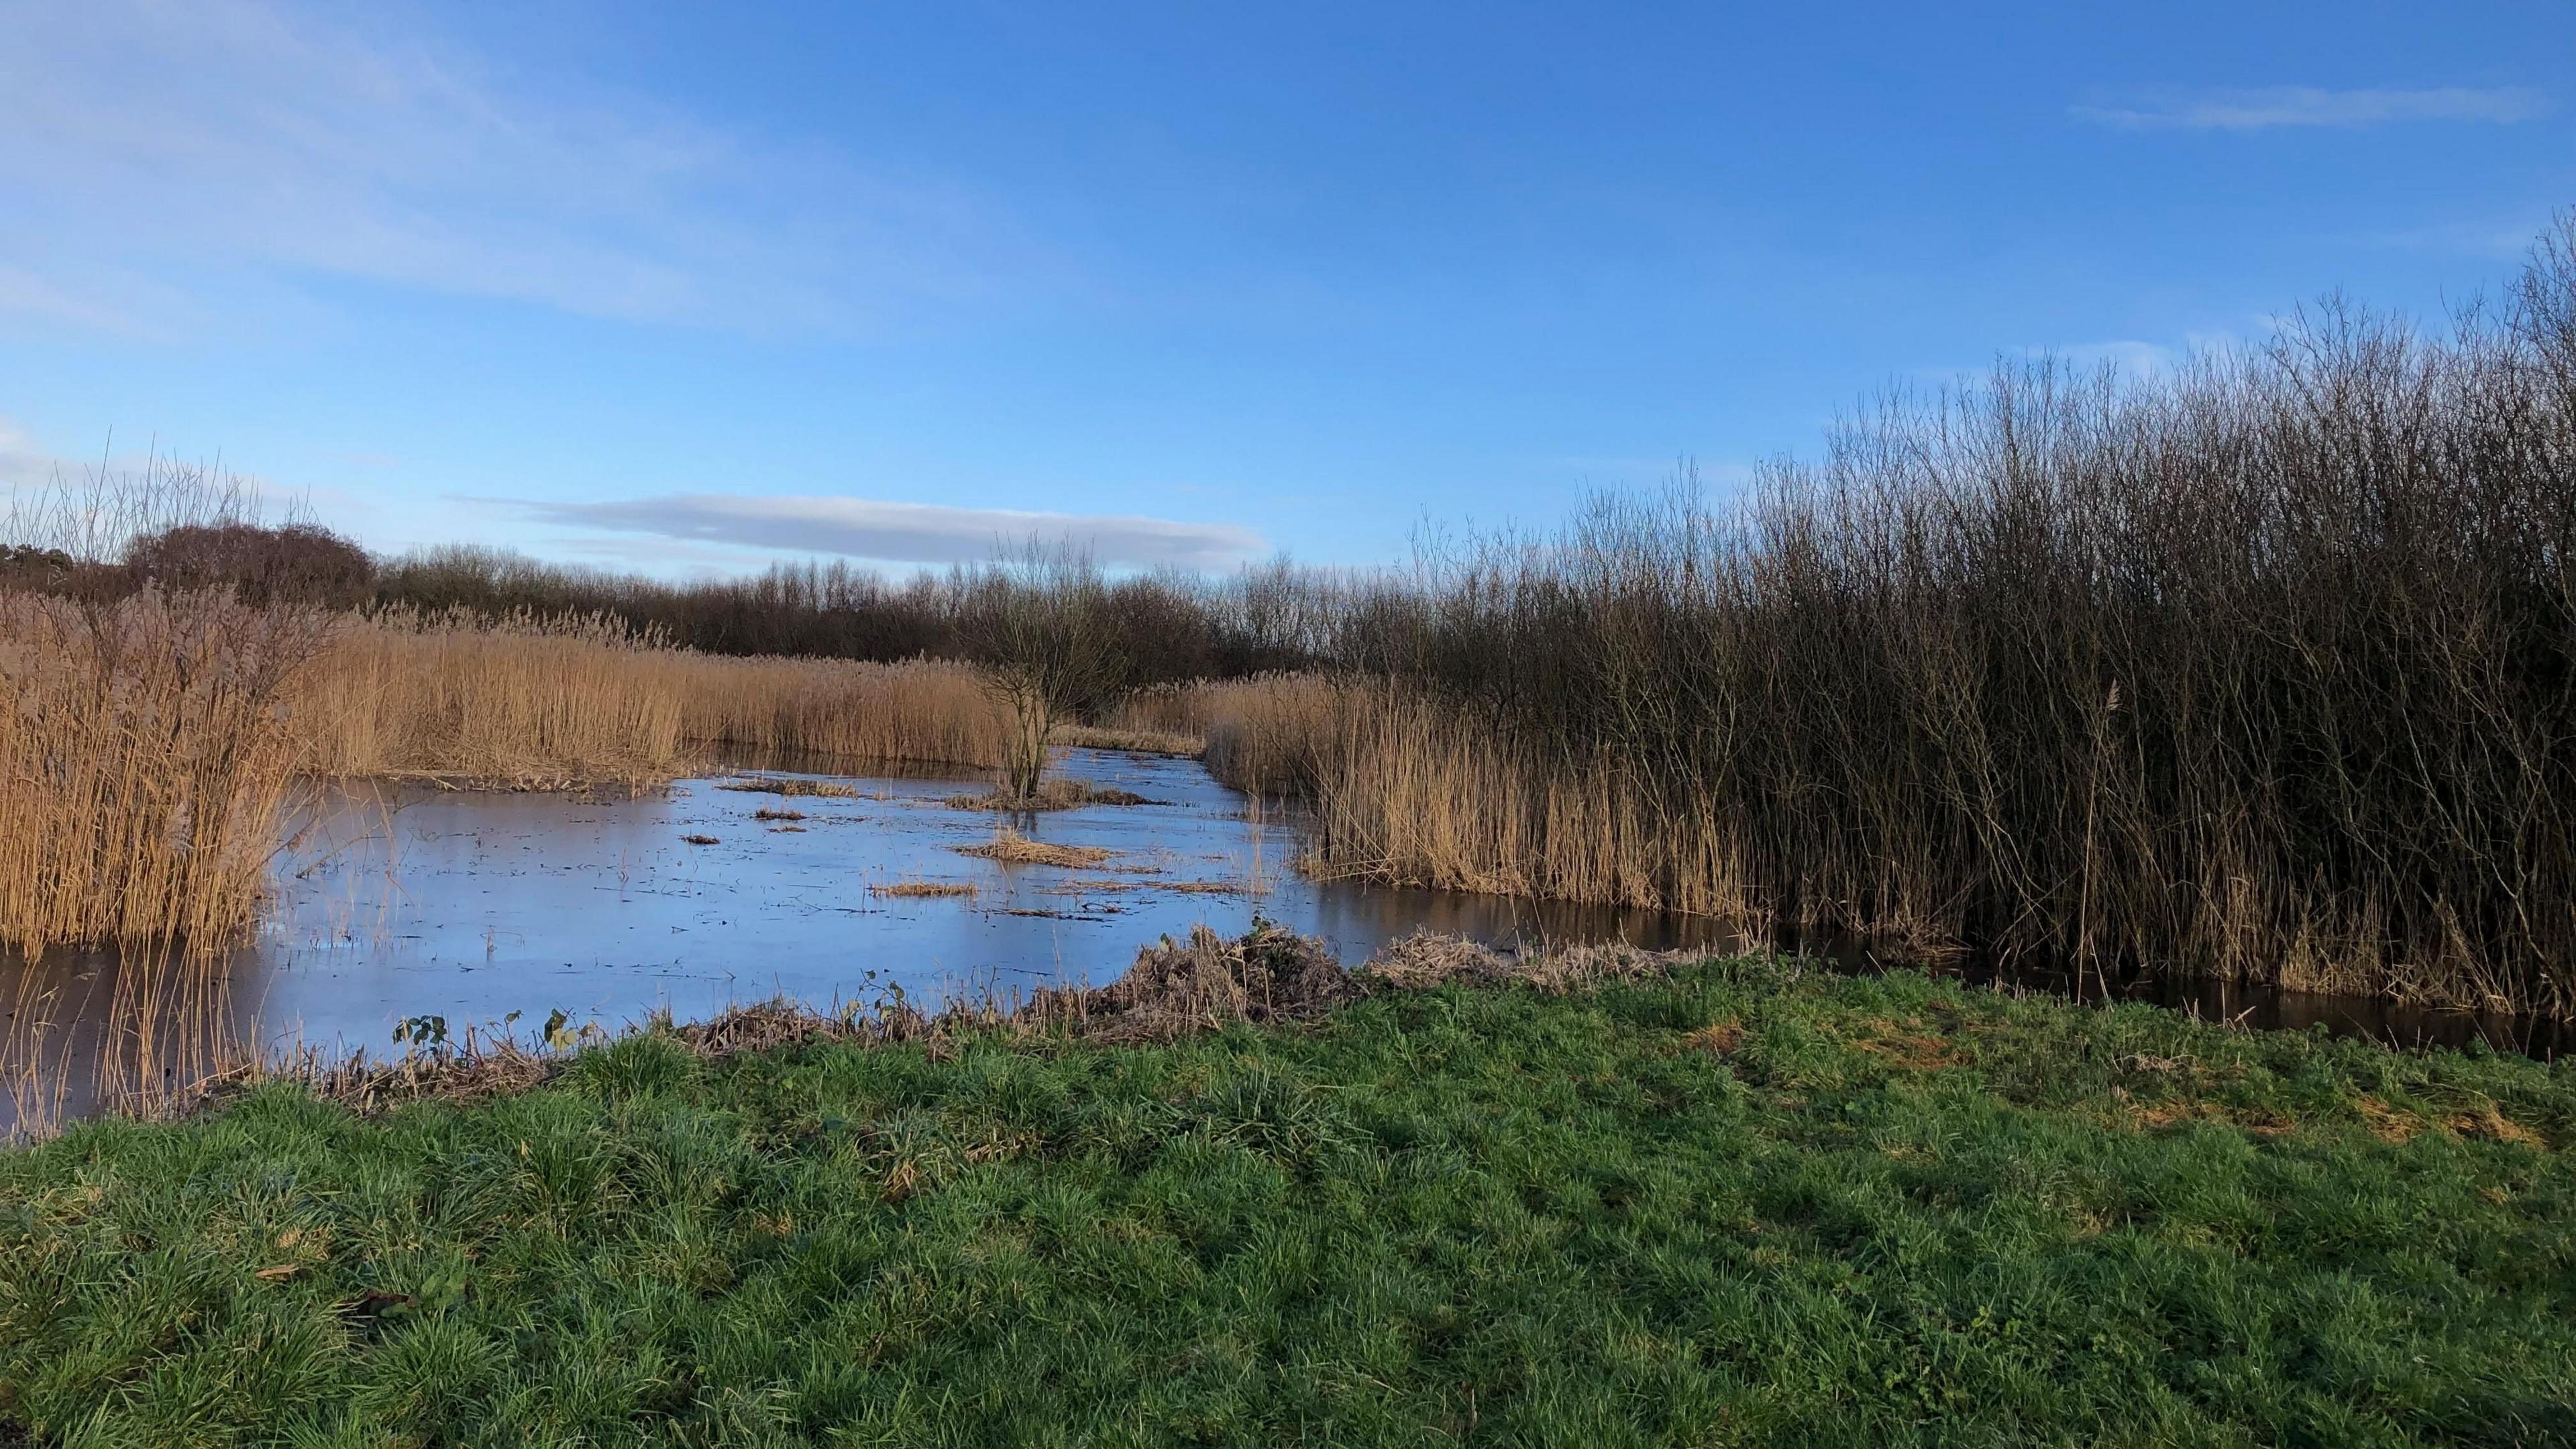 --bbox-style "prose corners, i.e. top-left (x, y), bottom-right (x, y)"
top-left (1746, 926), bottom-right (2571, 1063)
